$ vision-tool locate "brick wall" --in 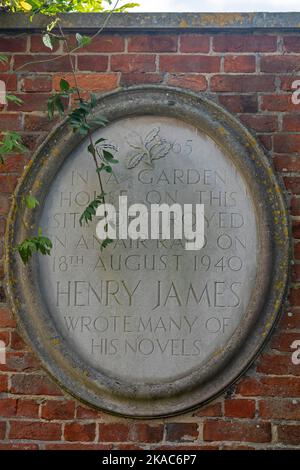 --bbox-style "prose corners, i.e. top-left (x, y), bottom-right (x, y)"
top-left (1, 20), bottom-right (300, 449)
